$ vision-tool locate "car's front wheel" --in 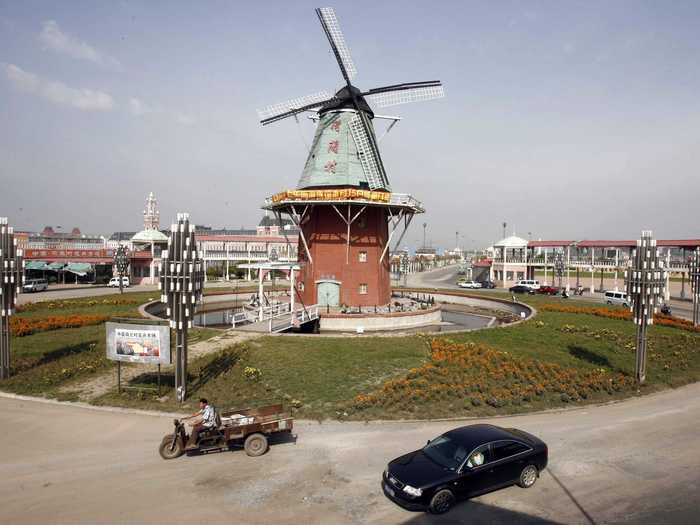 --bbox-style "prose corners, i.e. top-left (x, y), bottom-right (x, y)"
top-left (517, 465), bottom-right (538, 488)
top-left (428, 488), bottom-right (456, 514)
